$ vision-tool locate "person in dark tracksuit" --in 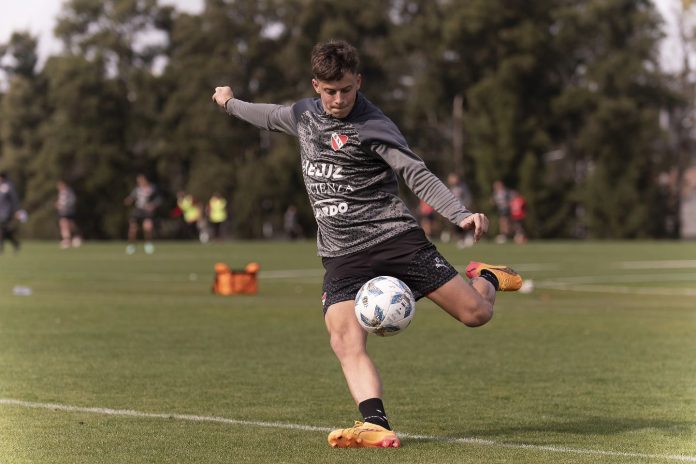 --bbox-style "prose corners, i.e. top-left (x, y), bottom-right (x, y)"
top-left (0, 172), bottom-right (22, 254)
top-left (212, 40), bottom-right (523, 448)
